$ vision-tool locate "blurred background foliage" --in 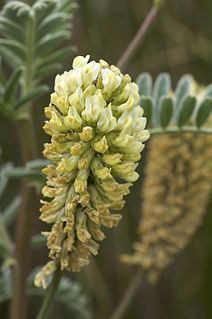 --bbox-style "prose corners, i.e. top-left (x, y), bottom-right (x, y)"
top-left (0, 0), bottom-right (212, 318)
